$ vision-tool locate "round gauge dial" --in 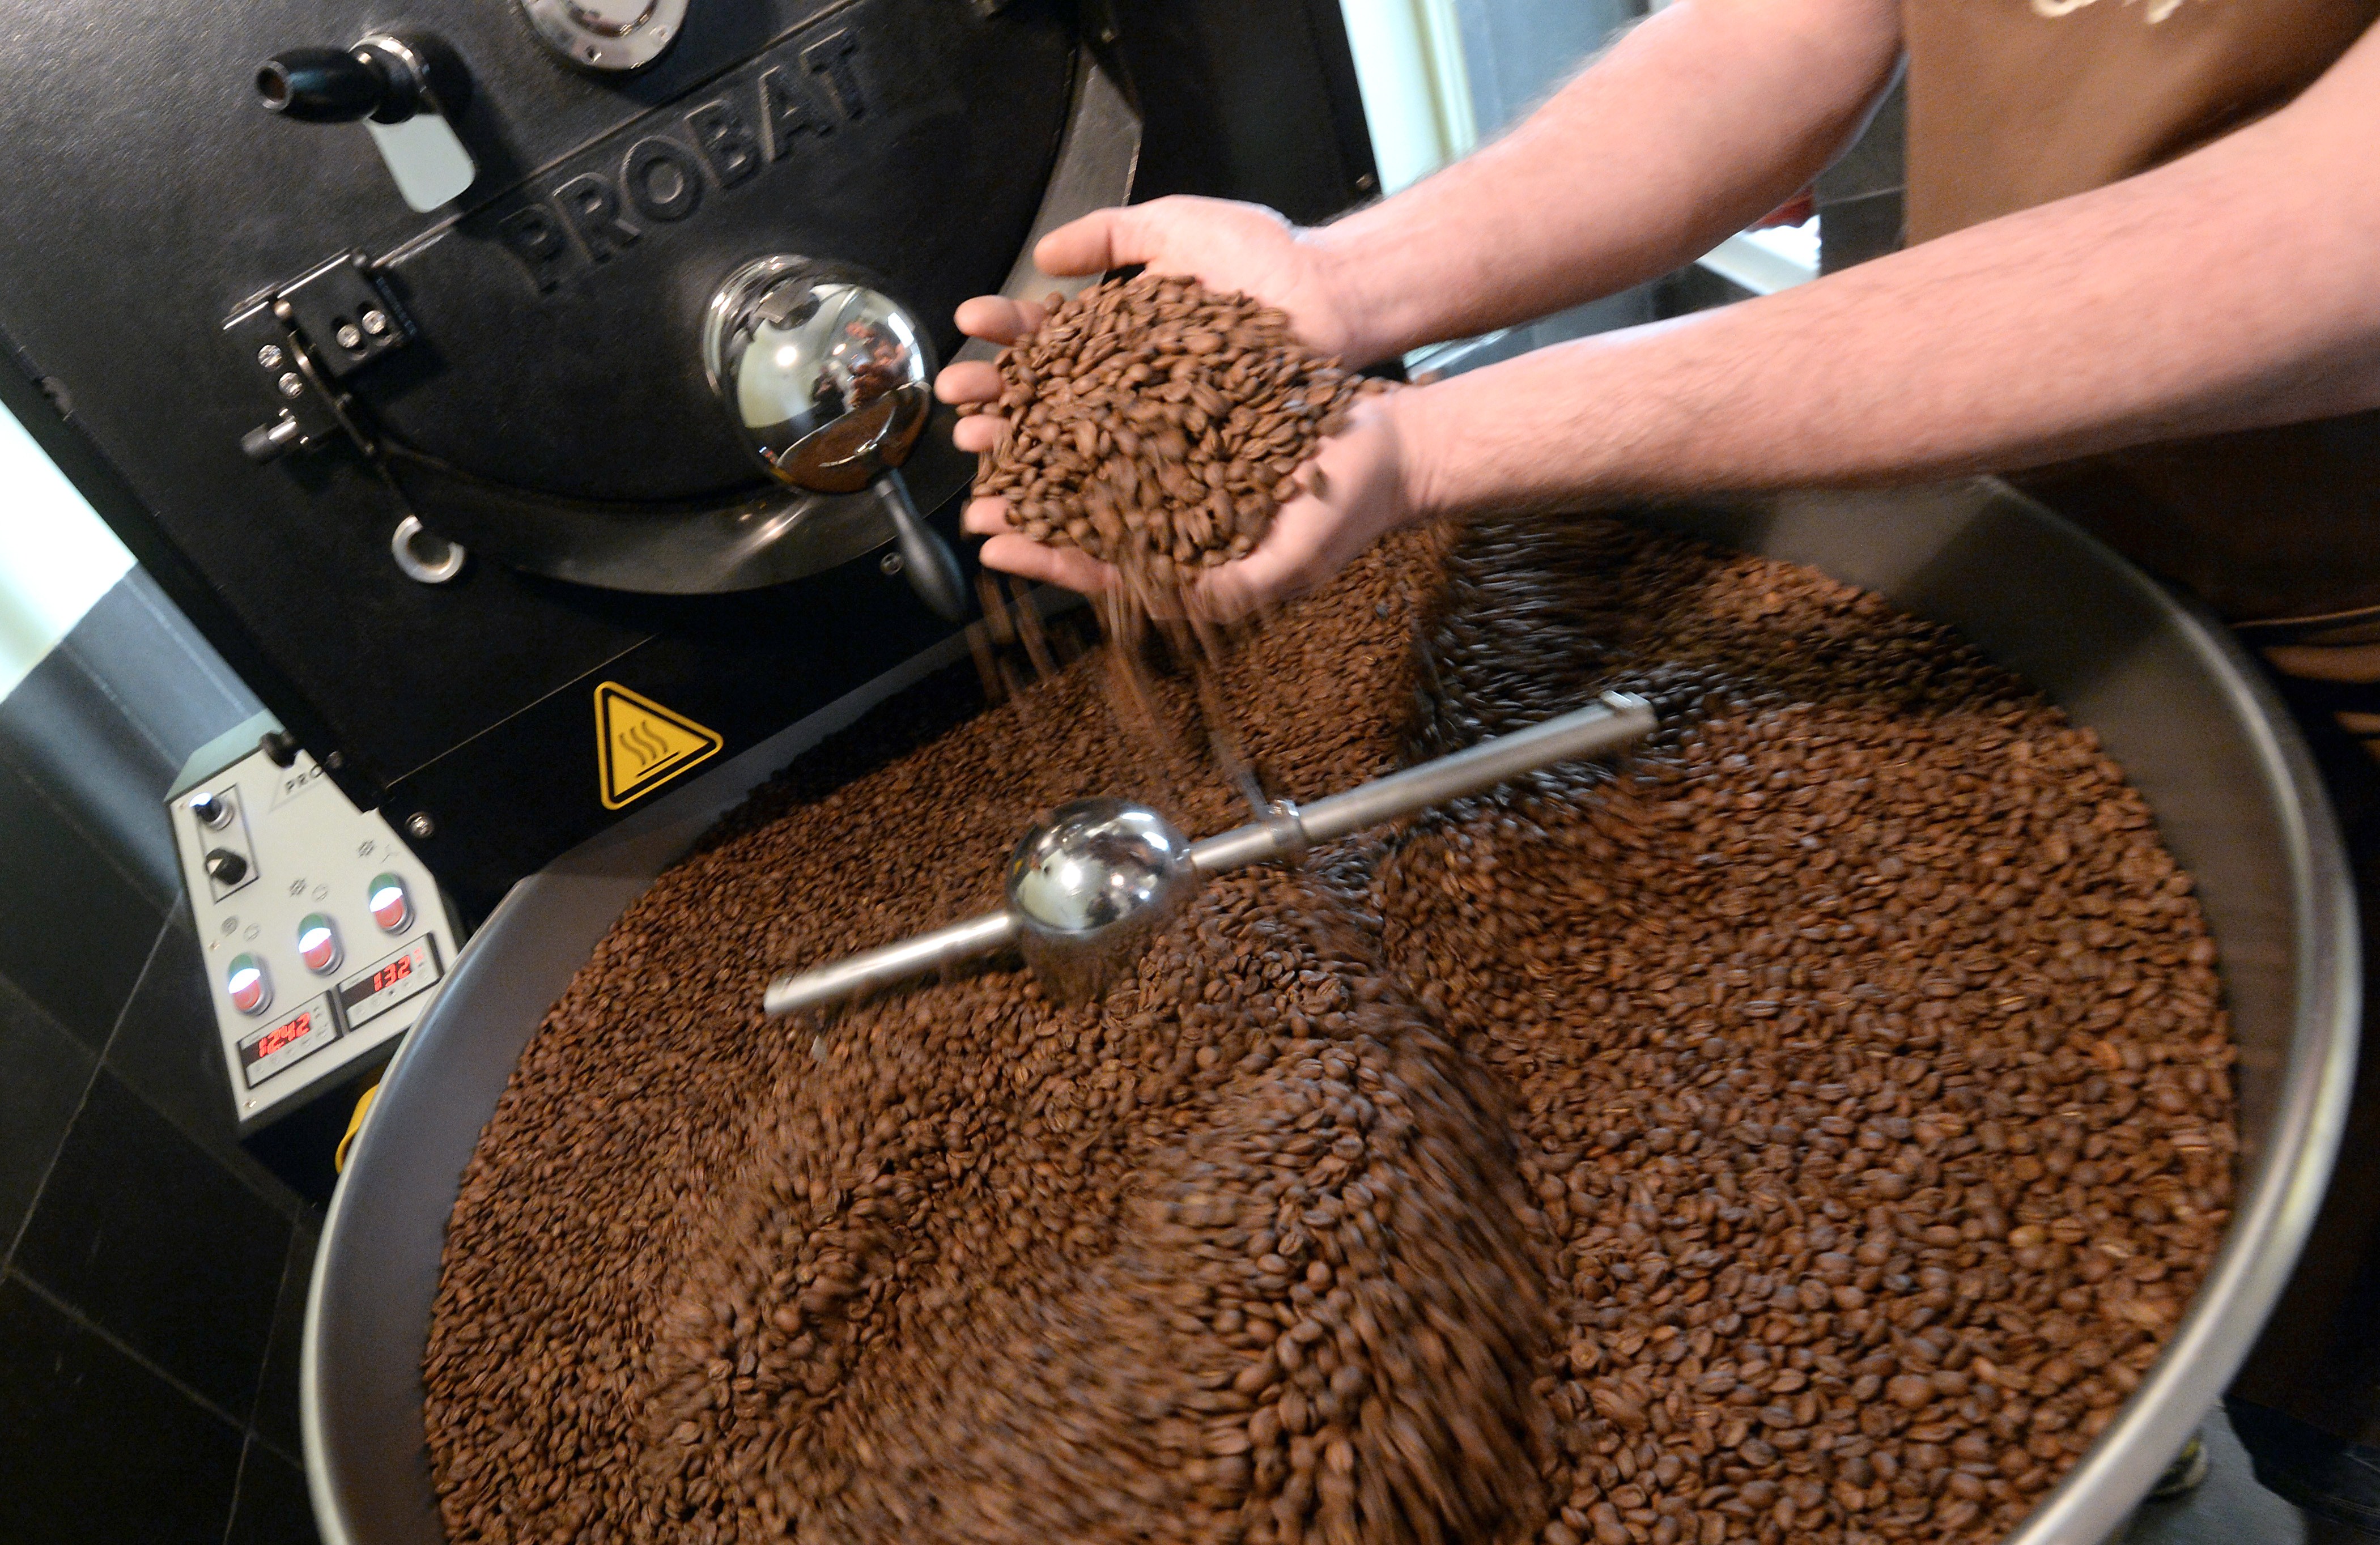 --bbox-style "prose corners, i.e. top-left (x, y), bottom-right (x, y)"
top-left (518, 0), bottom-right (686, 71)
